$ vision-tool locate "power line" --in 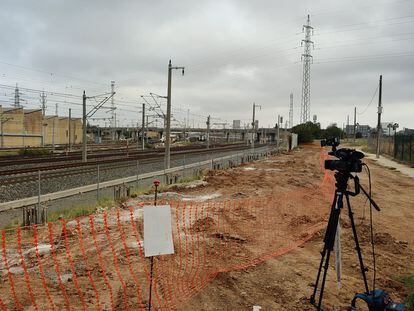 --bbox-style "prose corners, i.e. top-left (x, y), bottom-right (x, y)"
top-left (358, 85), bottom-right (379, 115)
